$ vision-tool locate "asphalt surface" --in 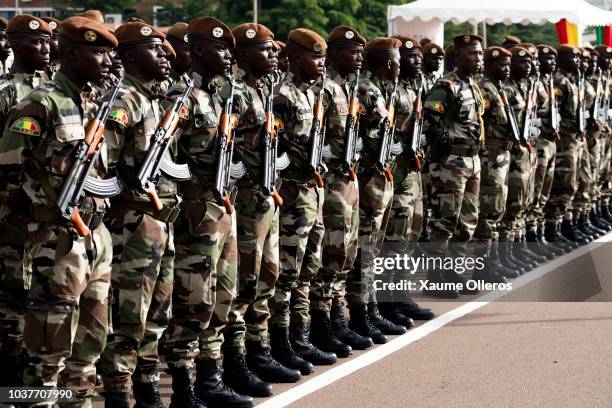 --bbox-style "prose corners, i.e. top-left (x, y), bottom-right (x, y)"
top-left (91, 234), bottom-right (612, 407)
